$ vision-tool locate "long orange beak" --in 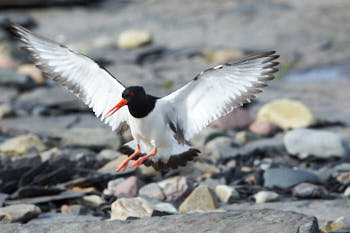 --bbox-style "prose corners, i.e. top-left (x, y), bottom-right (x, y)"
top-left (105, 98), bottom-right (128, 118)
